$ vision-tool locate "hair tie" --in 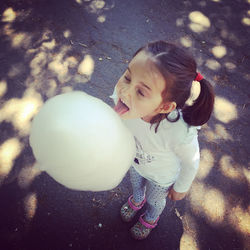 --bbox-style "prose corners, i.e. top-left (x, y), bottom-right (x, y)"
top-left (195, 72), bottom-right (203, 82)
top-left (185, 80), bottom-right (201, 106)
